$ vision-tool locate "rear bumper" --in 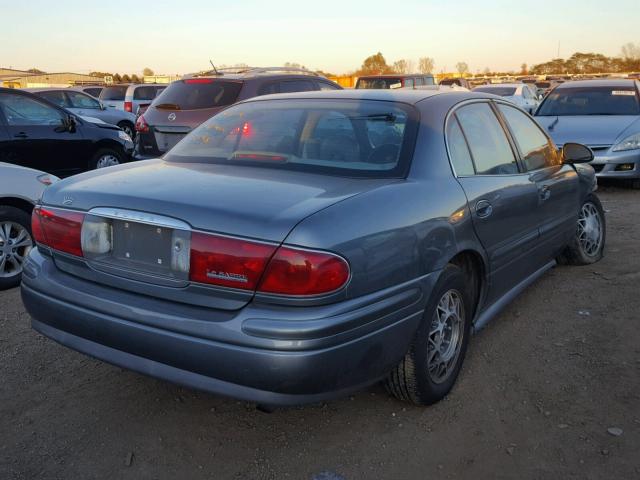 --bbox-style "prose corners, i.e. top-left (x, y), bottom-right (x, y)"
top-left (22, 250), bottom-right (431, 406)
top-left (591, 149), bottom-right (640, 179)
